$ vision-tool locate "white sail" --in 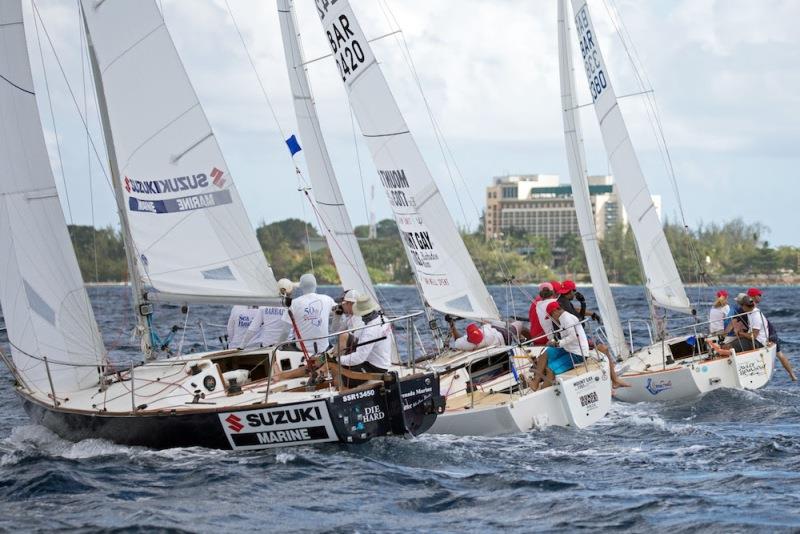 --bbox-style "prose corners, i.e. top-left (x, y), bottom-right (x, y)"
top-left (558, 0), bottom-right (628, 357)
top-left (0, 0), bottom-right (105, 395)
top-left (313, 1), bottom-right (499, 321)
top-left (568, 0), bottom-right (691, 314)
top-left (277, 0), bottom-right (375, 300)
top-left (80, 0), bottom-right (279, 304)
